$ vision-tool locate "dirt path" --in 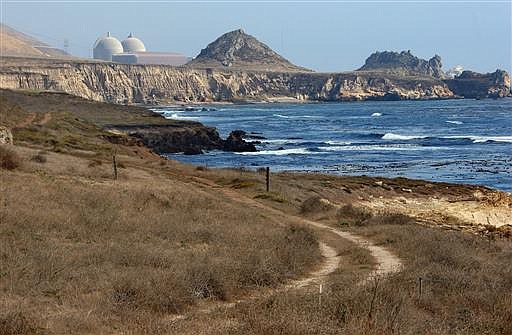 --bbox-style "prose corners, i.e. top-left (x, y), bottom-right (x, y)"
top-left (192, 178), bottom-right (402, 280)
top-left (166, 176), bottom-right (402, 322)
top-left (15, 112), bottom-right (36, 128)
top-left (13, 112), bottom-right (52, 128)
top-left (37, 112), bottom-right (52, 125)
